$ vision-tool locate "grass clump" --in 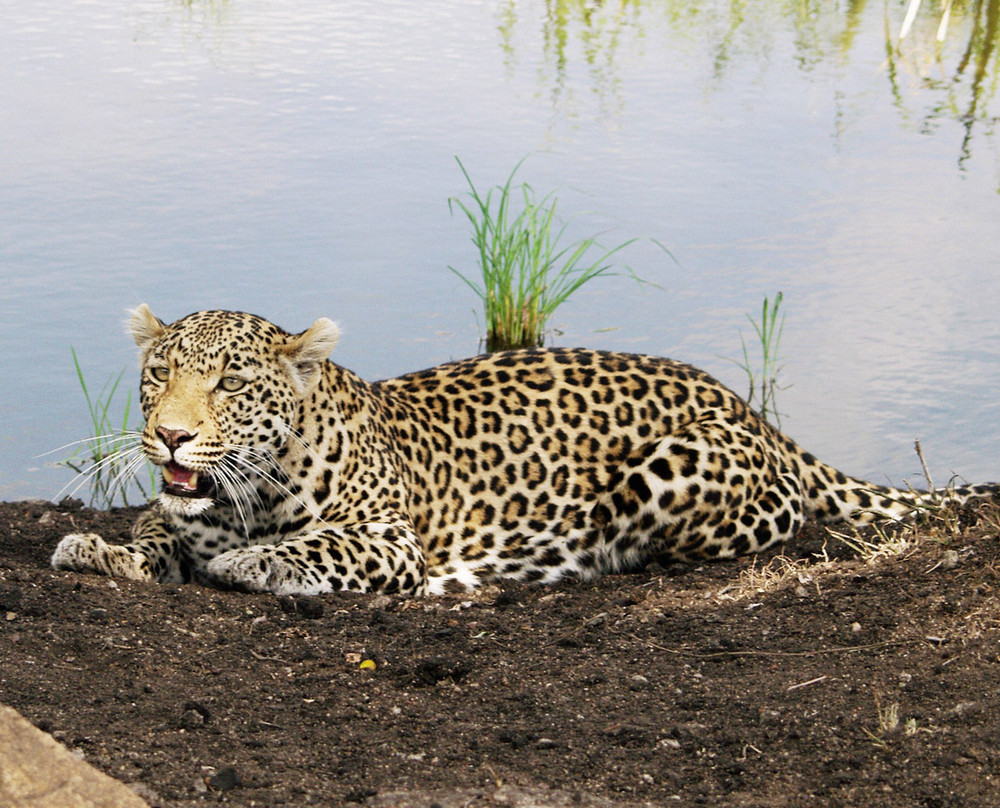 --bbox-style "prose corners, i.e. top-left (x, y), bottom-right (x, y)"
top-left (729, 291), bottom-right (786, 425)
top-left (448, 156), bottom-right (656, 352)
top-left (55, 349), bottom-right (155, 508)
